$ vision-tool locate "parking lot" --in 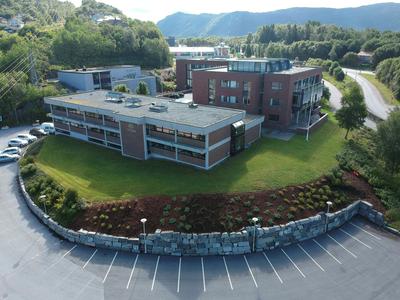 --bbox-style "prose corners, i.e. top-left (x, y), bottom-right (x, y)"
top-left (1, 127), bottom-right (400, 299)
